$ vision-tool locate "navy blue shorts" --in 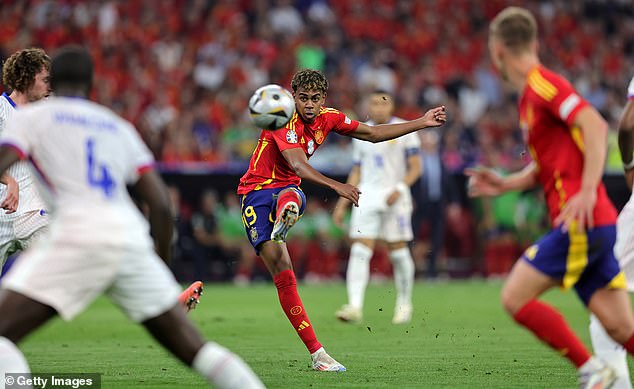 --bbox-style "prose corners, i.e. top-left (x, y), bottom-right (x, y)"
top-left (521, 224), bottom-right (626, 305)
top-left (239, 186), bottom-right (306, 254)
